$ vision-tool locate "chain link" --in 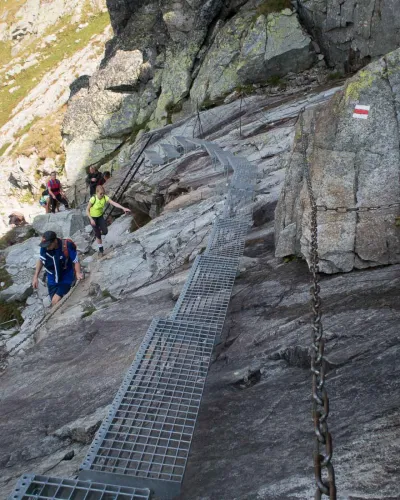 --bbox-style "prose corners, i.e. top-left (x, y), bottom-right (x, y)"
top-left (299, 109), bottom-right (337, 499)
top-left (317, 203), bottom-right (400, 213)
